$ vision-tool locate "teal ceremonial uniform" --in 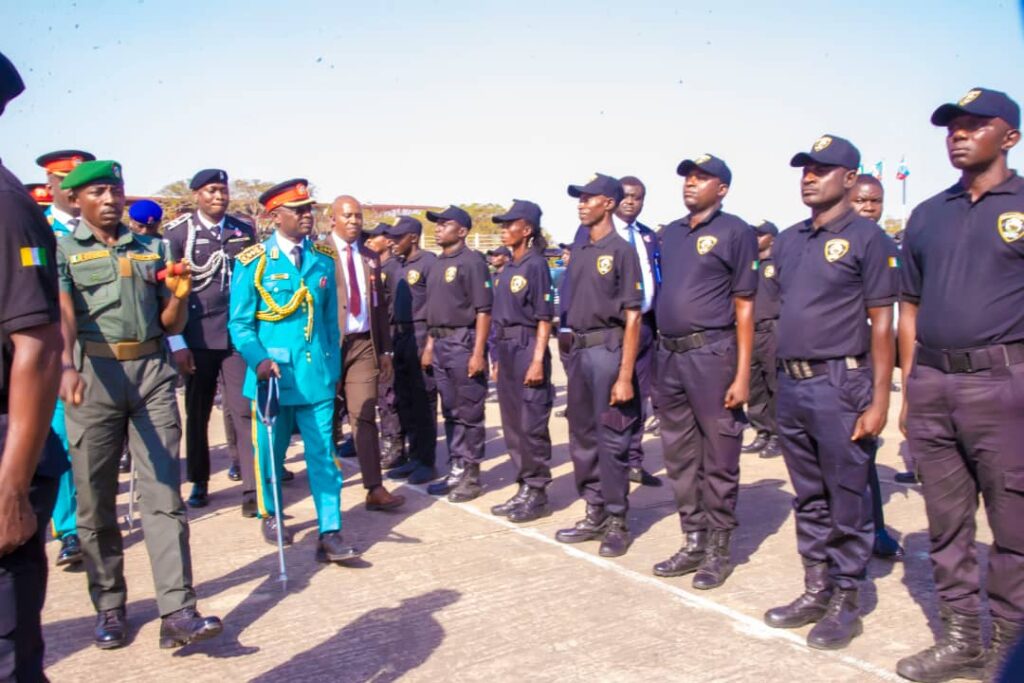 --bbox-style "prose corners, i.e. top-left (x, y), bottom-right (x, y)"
top-left (228, 233), bottom-right (343, 533)
top-left (45, 205), bottom-right (77, 542)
